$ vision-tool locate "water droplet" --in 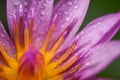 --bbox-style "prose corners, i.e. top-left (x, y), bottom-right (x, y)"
top-left (67, 1), bottom-right (73, 6)
top-left (74, 5), bottom-right (78, 9)
top-left (13, 0), bottom-right (20, 6)
top-left (66, 17), bottom-right (70, 21)
top-left (40, 10), bottom-right (45, 16)
top-left (23, 1), bottom-right (28, 6)
top-left (64, 11), bottom-right (68, 15)
top-left (39, 4), bottom-right (44, 9)
top-left (32, 0), bottom-right (37, 5)
top-left (1, 34), bottom-right (5, 37)
top-left (2, 43), bottom-right (6, 46)
top-left (24, 8), bottom-right (28, 12)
